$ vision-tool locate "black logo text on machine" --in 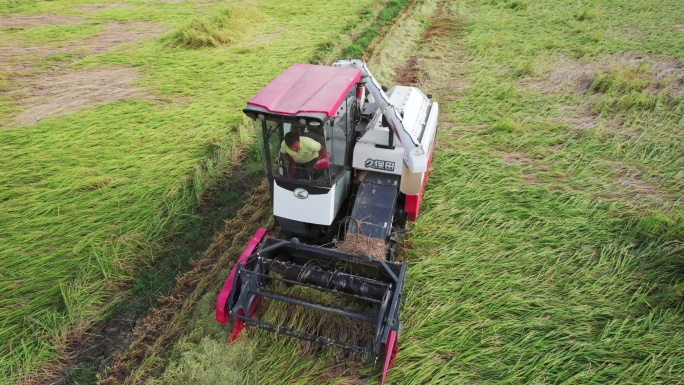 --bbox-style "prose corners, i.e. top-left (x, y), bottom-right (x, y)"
top-left (365, 159), bottom-right (395, 172)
